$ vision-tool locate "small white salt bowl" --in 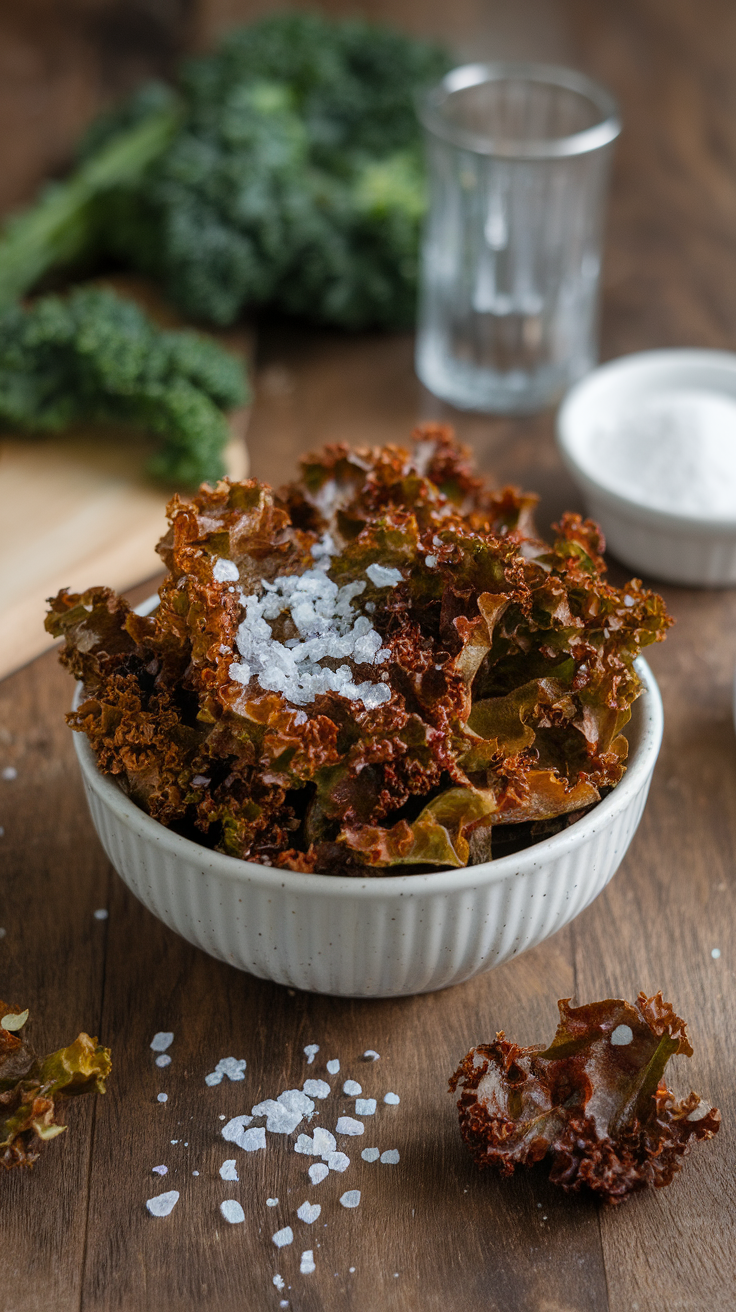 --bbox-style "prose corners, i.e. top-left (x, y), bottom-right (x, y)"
top-left (557, 349), bottom-right (736, 586)
top-left (72, 658), bottom-right (663, 998)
